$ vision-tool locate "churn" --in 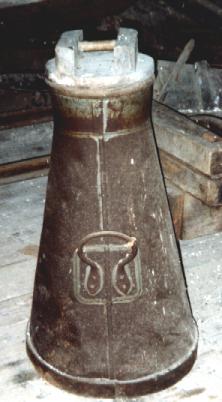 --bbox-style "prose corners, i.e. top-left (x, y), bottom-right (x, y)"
top-left (26, 28), bottom-right (198, 397)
